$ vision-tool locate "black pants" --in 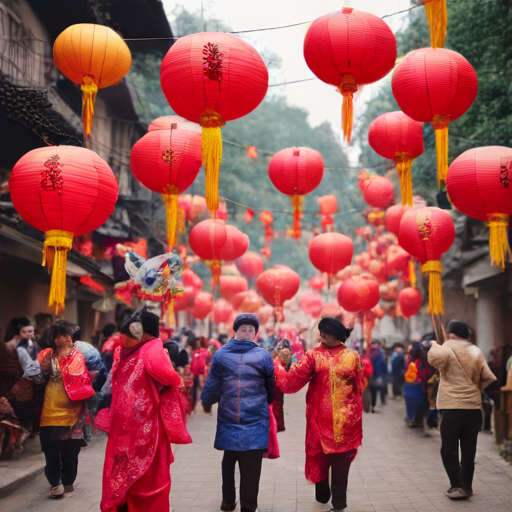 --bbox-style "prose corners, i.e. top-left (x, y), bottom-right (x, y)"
top-left (440, 409), bottom-right (482, 492)
top-left (222, 449), bottom-right (265, 512)
top-left (40, 428), bottom-right (82, 487)
top-left (370, 384), bottom-right (386, 408)
top-left (315, 450), bottom-right (355, 510)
